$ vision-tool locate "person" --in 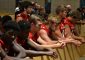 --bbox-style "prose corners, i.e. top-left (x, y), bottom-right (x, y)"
top-left (0, 16), bottom-right (3, 37)
top-left (16, 1), bottom-right (33, 22)
top-left (52, 5), bottom-right (82, 46)
top-left (81, 7), bottom-right (85, 20)
top-left (1, 15), bottom-right (12, 25)
top-left (0, 20), bottom-right (33, 60)
top-left (1, 20), bottom-right (54, 60)
top-left (64, 14), bottom-right (85, 43)
top-left (65, 5), bottom-right (73, 17)
top-left (17, 20), bottom-right (57, 58)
